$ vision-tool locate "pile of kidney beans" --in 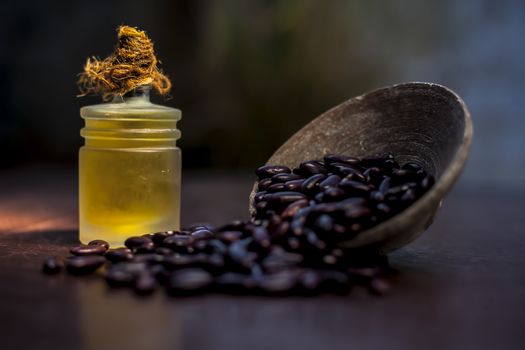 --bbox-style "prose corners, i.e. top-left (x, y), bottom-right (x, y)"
top-left (42, 153), bottom-right (435, 296)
